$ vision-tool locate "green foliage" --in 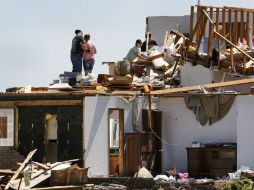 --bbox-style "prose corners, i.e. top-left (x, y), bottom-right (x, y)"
top-left (221, 179), bottom-right (253, 190)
